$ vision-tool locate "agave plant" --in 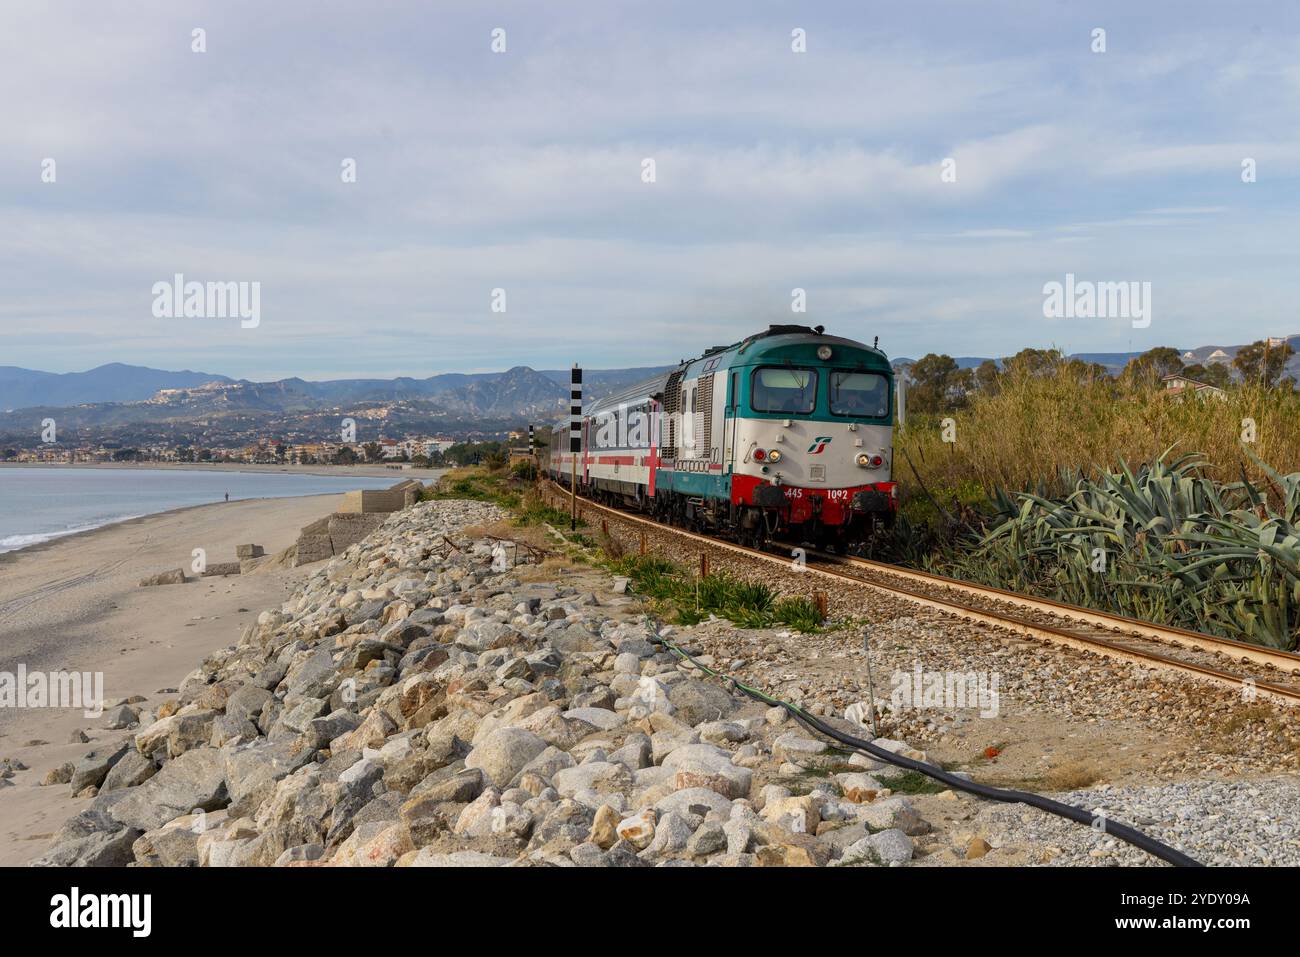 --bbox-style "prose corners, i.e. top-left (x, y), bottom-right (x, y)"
top-left (944, 448), bottom-right (1300, 649)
